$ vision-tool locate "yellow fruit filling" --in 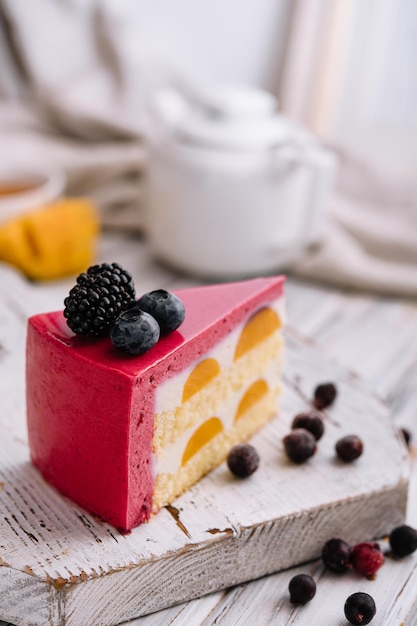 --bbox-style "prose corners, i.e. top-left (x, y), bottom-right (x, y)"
top-left (151, 301), bottom-right (284, 511)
